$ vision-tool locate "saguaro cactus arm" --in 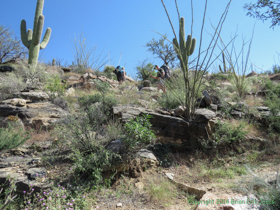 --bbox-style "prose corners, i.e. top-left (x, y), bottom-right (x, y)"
top-left (40, 27), bottom-right (51, 49)
top-left (20, 20), bottom-right (30, 48)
